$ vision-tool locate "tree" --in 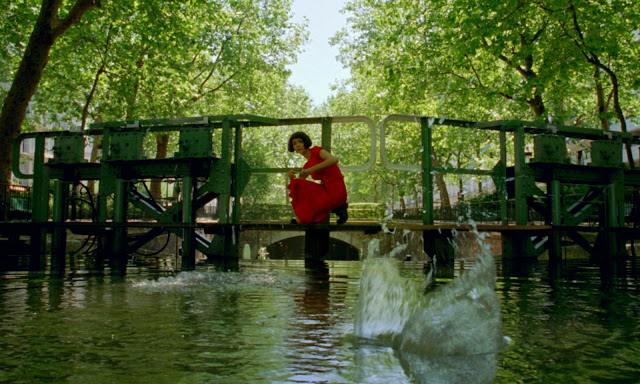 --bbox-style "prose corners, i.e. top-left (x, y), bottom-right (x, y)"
top-left (330, 0), bottom-right (640, 208)
top-left (334, 0), bottom-right (640, 126)
top-left (545, 0), bottom-right (640, 167)
top-left (0, 0), bottom-right (101, 184)
top-left (1, 0), bottom-right (309, 195)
